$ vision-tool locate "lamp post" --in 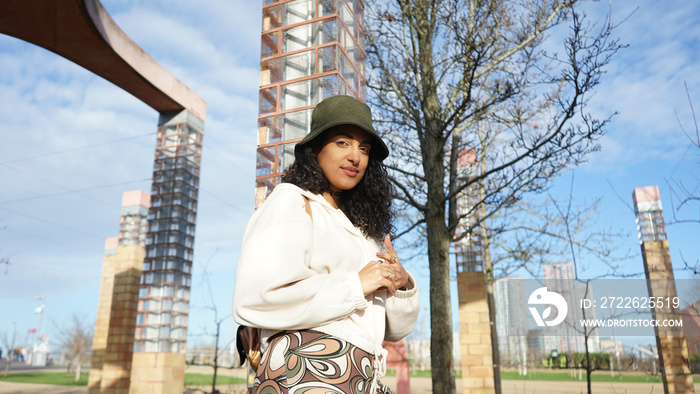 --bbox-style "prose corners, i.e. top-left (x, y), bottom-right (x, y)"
top-left (30, 294), bottom-right (45, 366)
